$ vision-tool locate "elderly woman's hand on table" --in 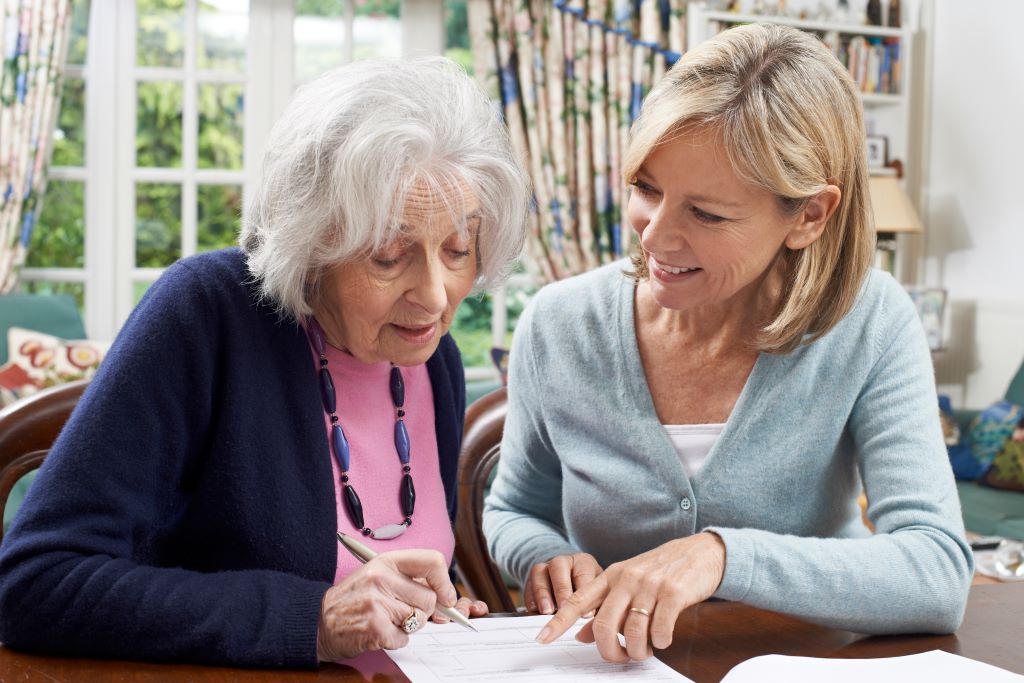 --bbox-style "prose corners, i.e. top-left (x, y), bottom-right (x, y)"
top-left (535, 532), bottom-right (725, 662)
